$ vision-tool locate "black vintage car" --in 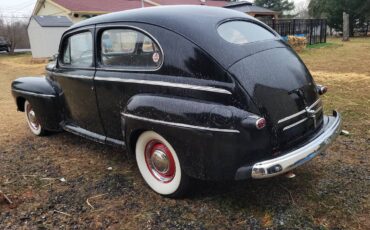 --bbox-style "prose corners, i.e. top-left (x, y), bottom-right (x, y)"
top-left (0, 36), bottom-right (10, 53)
top-left (11, 6), bottom-right (342, 197)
